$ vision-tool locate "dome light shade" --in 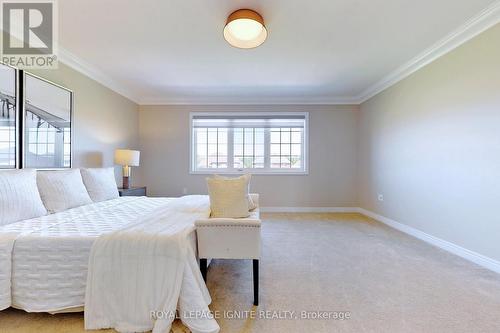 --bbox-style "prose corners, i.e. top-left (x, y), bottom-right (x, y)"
top-left (223, 9), bottom-right (267, 49)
